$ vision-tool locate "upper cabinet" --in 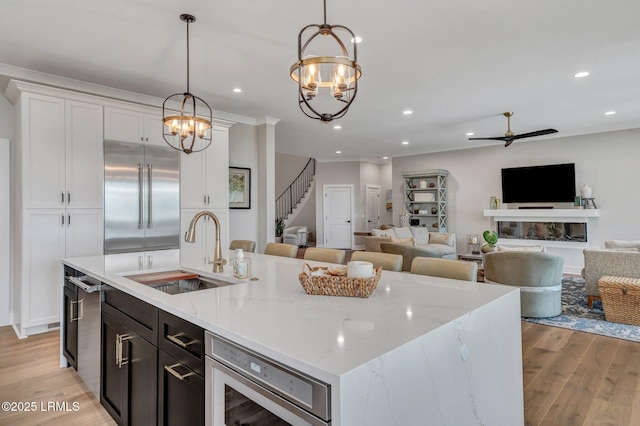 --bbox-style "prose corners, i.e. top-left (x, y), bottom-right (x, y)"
top-left (181, 127), bottom-right (229, 210)
top-left (18, 93), bottom-right (103, 209)
top-left (104, 106), bottom-right (166, 147)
